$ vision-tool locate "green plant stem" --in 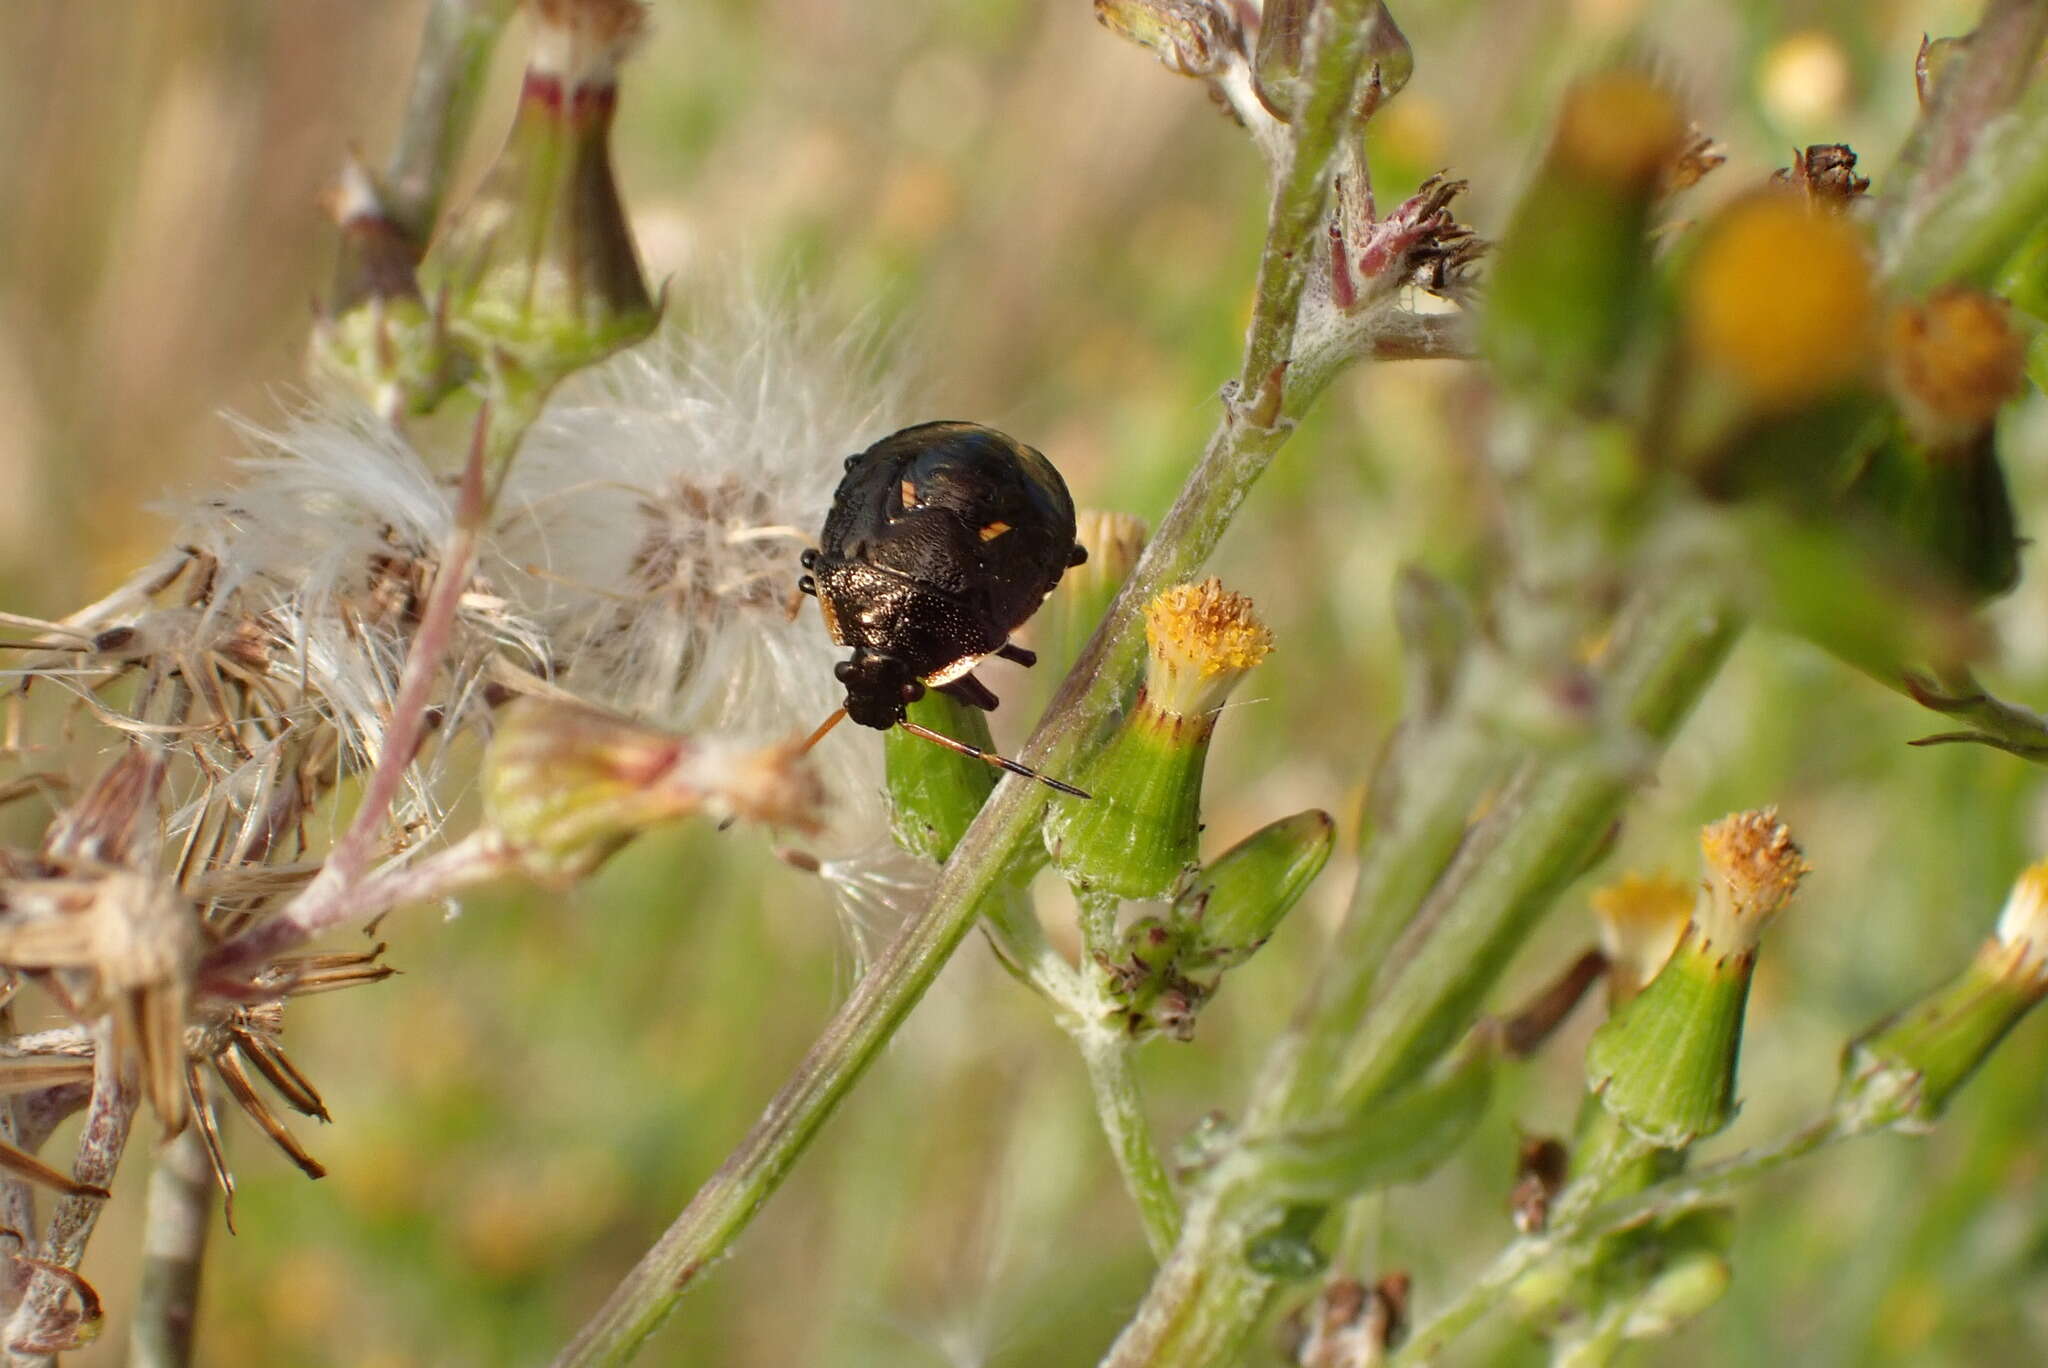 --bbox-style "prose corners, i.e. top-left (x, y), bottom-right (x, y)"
top-left (1069, 888), bottom-right (1183, 1259)
top-left (1391, 1116), bottom-right (1843, 1366)
top-left (982, 886), bottom-right (1181, 1257)
top-left (1081, 1027), bottom-right (1183, 1261)
top-left (550, 6), bottom-right (1393, 1363)
top-left (979, 891), bottom-right (1090, 1022)
top-left (1886, 42), bottom-right (2048, 290)
top-left (1100, 587), bottom-right (1740, 1368)
top-left (1077, 886), bottom-right (1122, 953)
top-left (383, 0), bottom-right (520, 242)
top-left (1326, 588), bottom-right (1739, 1114)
